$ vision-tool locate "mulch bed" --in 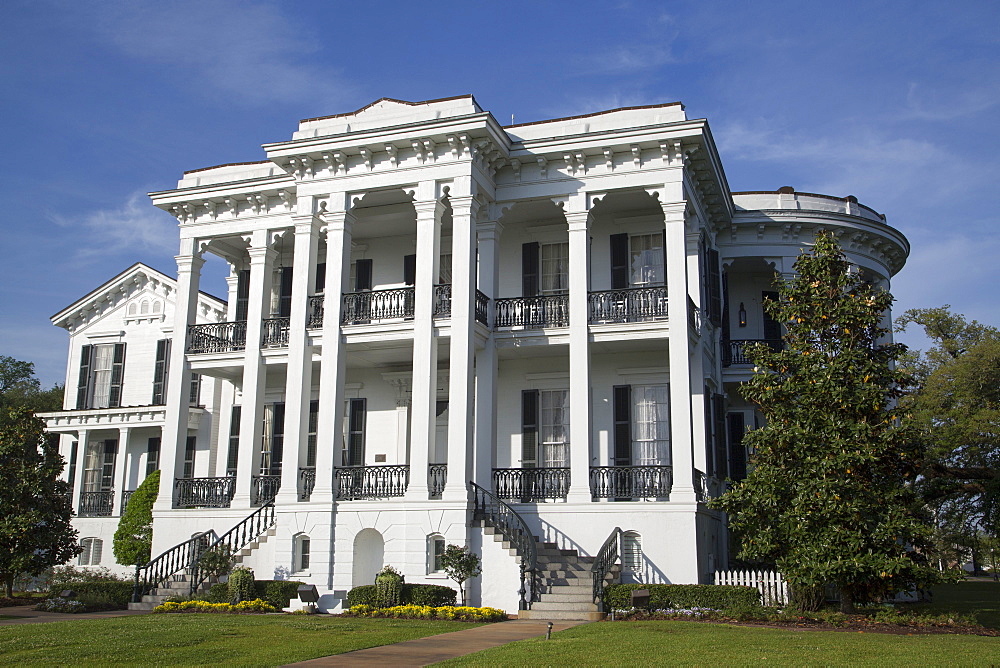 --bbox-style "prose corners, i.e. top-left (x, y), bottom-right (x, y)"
top-left (0, 596), bottom-right (44, 607)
